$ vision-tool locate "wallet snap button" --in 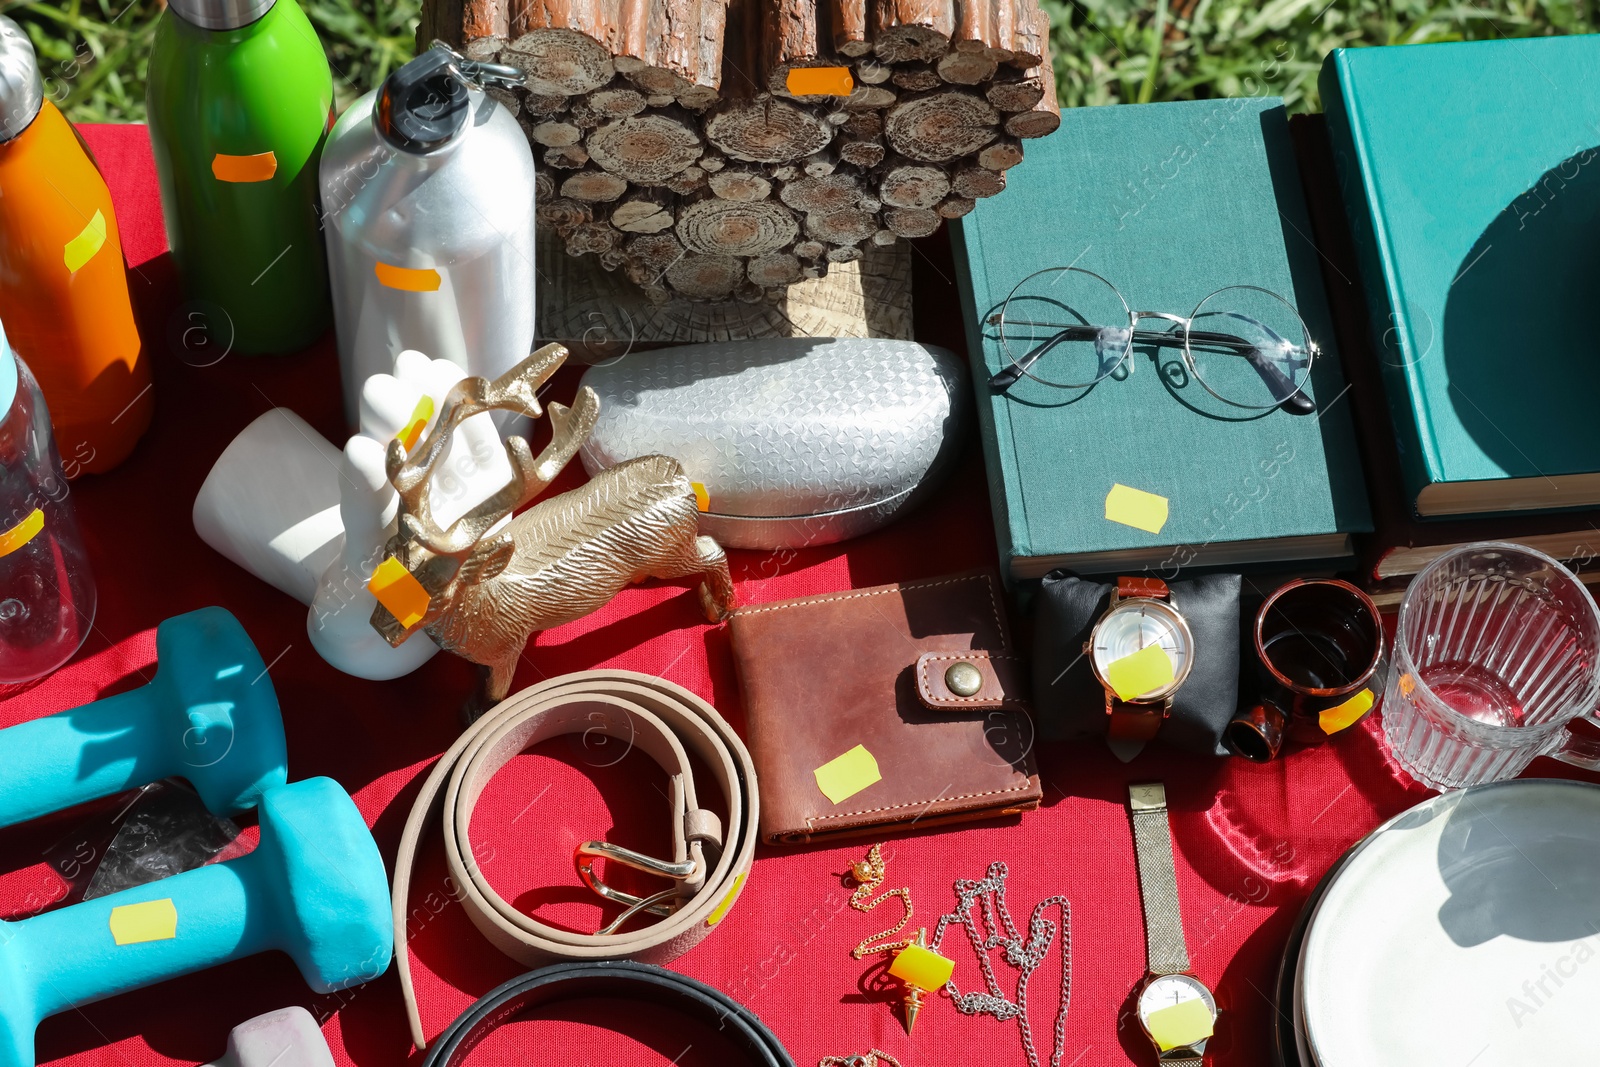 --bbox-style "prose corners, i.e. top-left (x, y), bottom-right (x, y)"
top-left (945, 661), bottom-right (983, 696)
